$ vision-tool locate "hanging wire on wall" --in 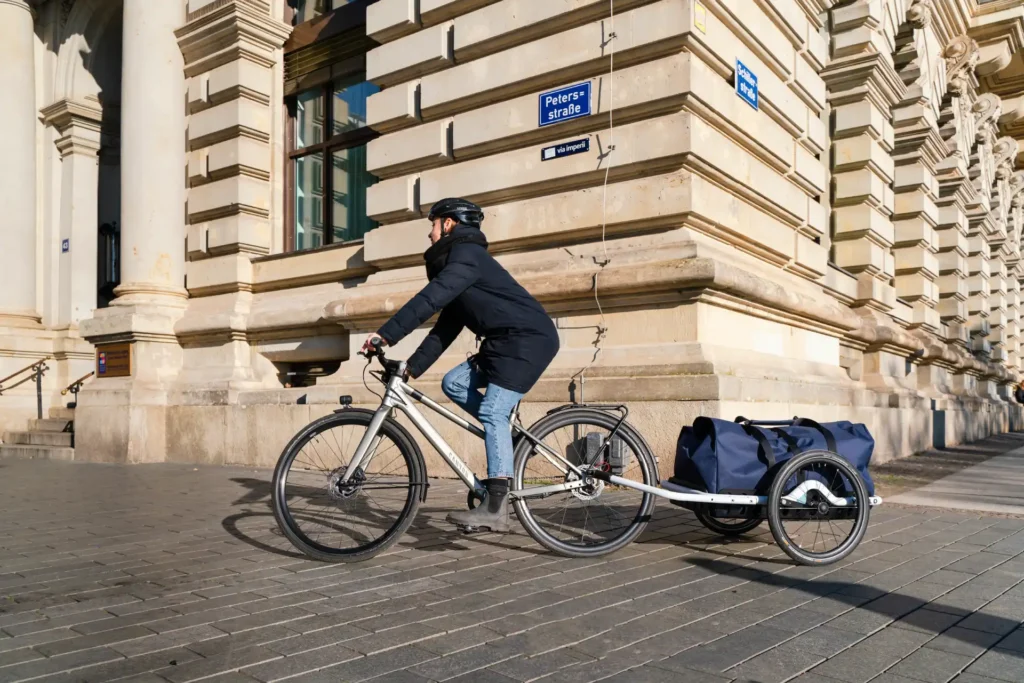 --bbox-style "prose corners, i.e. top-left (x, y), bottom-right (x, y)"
top-left (568, 0), bottom-right (617, 405)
